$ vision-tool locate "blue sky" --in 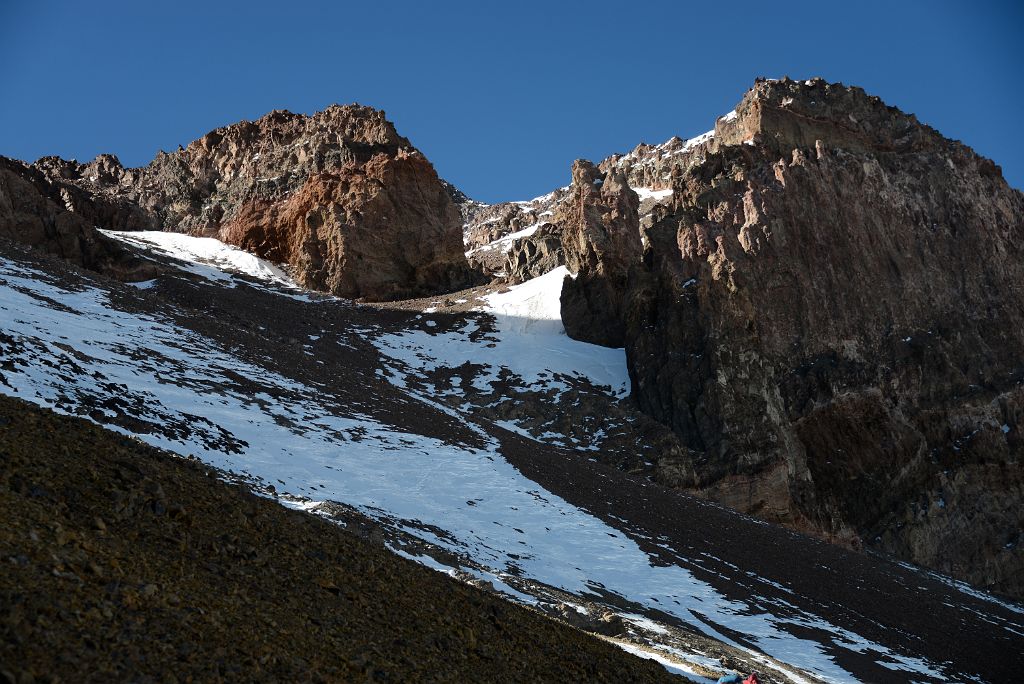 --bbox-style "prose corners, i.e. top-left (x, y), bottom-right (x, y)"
top-left (1, 1), bottom-right (1020, 203)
